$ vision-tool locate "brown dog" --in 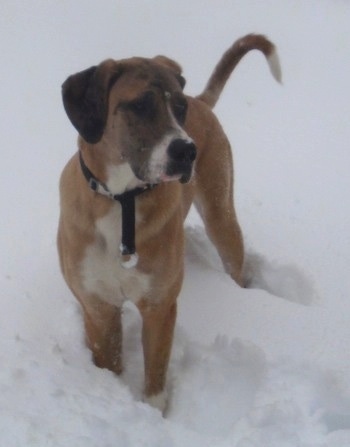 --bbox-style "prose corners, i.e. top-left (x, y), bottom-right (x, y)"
top-left (58, 34), bottom-right (281, 412)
